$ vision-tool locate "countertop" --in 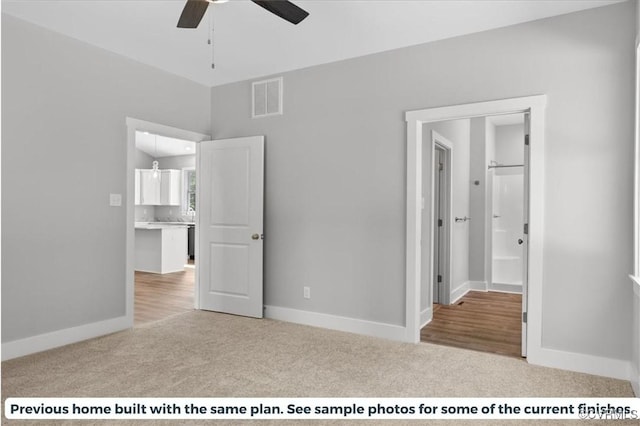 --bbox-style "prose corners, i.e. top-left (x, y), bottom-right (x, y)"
top-left (135, 221), bottom-right (194, 230)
